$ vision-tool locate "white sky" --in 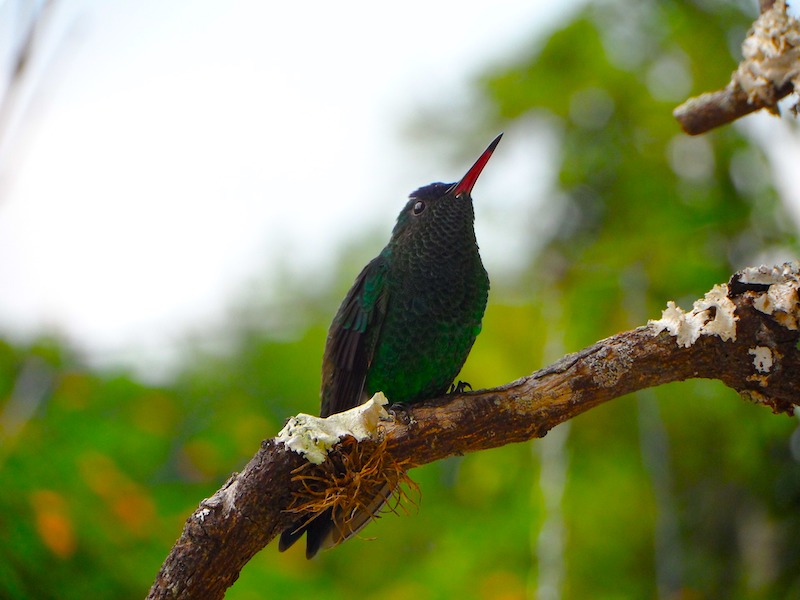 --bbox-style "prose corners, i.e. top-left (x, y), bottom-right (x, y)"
top-left (2, 1), bottom-right (799, 381)
top-left (0, 0), bottom-right (576, 376)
